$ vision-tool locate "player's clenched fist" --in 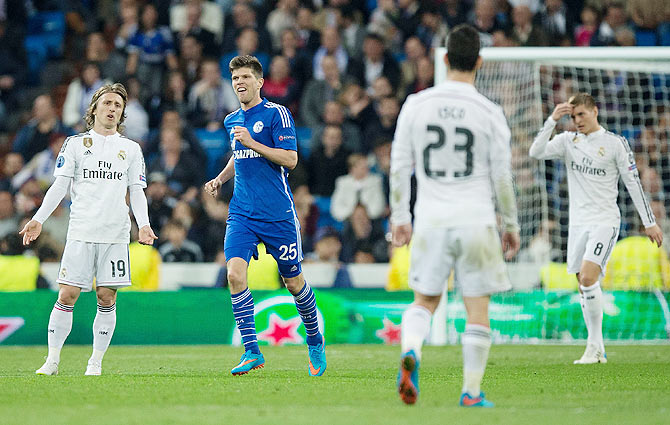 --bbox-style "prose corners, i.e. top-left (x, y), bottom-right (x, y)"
top-left (204, 178), bottom-right (222, 197)
top-left (233, 126), bottom-right (254, 147)
top-left (19, 219), bottom-right (42, 245)
top-left (551, 102), bottom-right (573, 121)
